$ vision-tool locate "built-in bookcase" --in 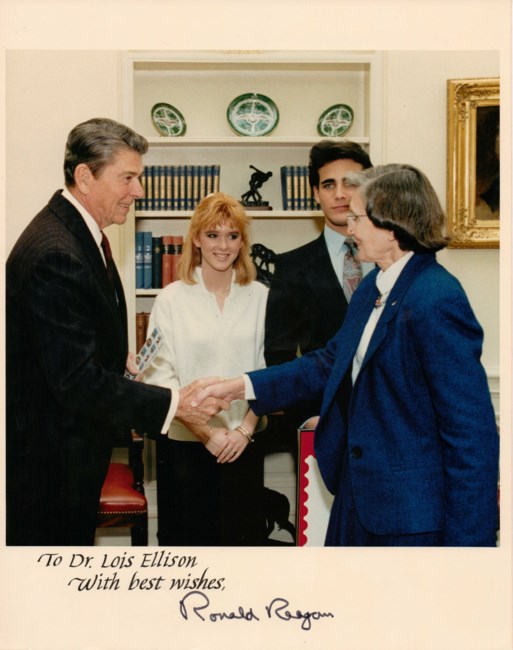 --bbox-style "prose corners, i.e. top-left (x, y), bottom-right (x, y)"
top-left (117, 51), bottom-right (383, 540)
top-left (121, 50), bottom-right (383, 327)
